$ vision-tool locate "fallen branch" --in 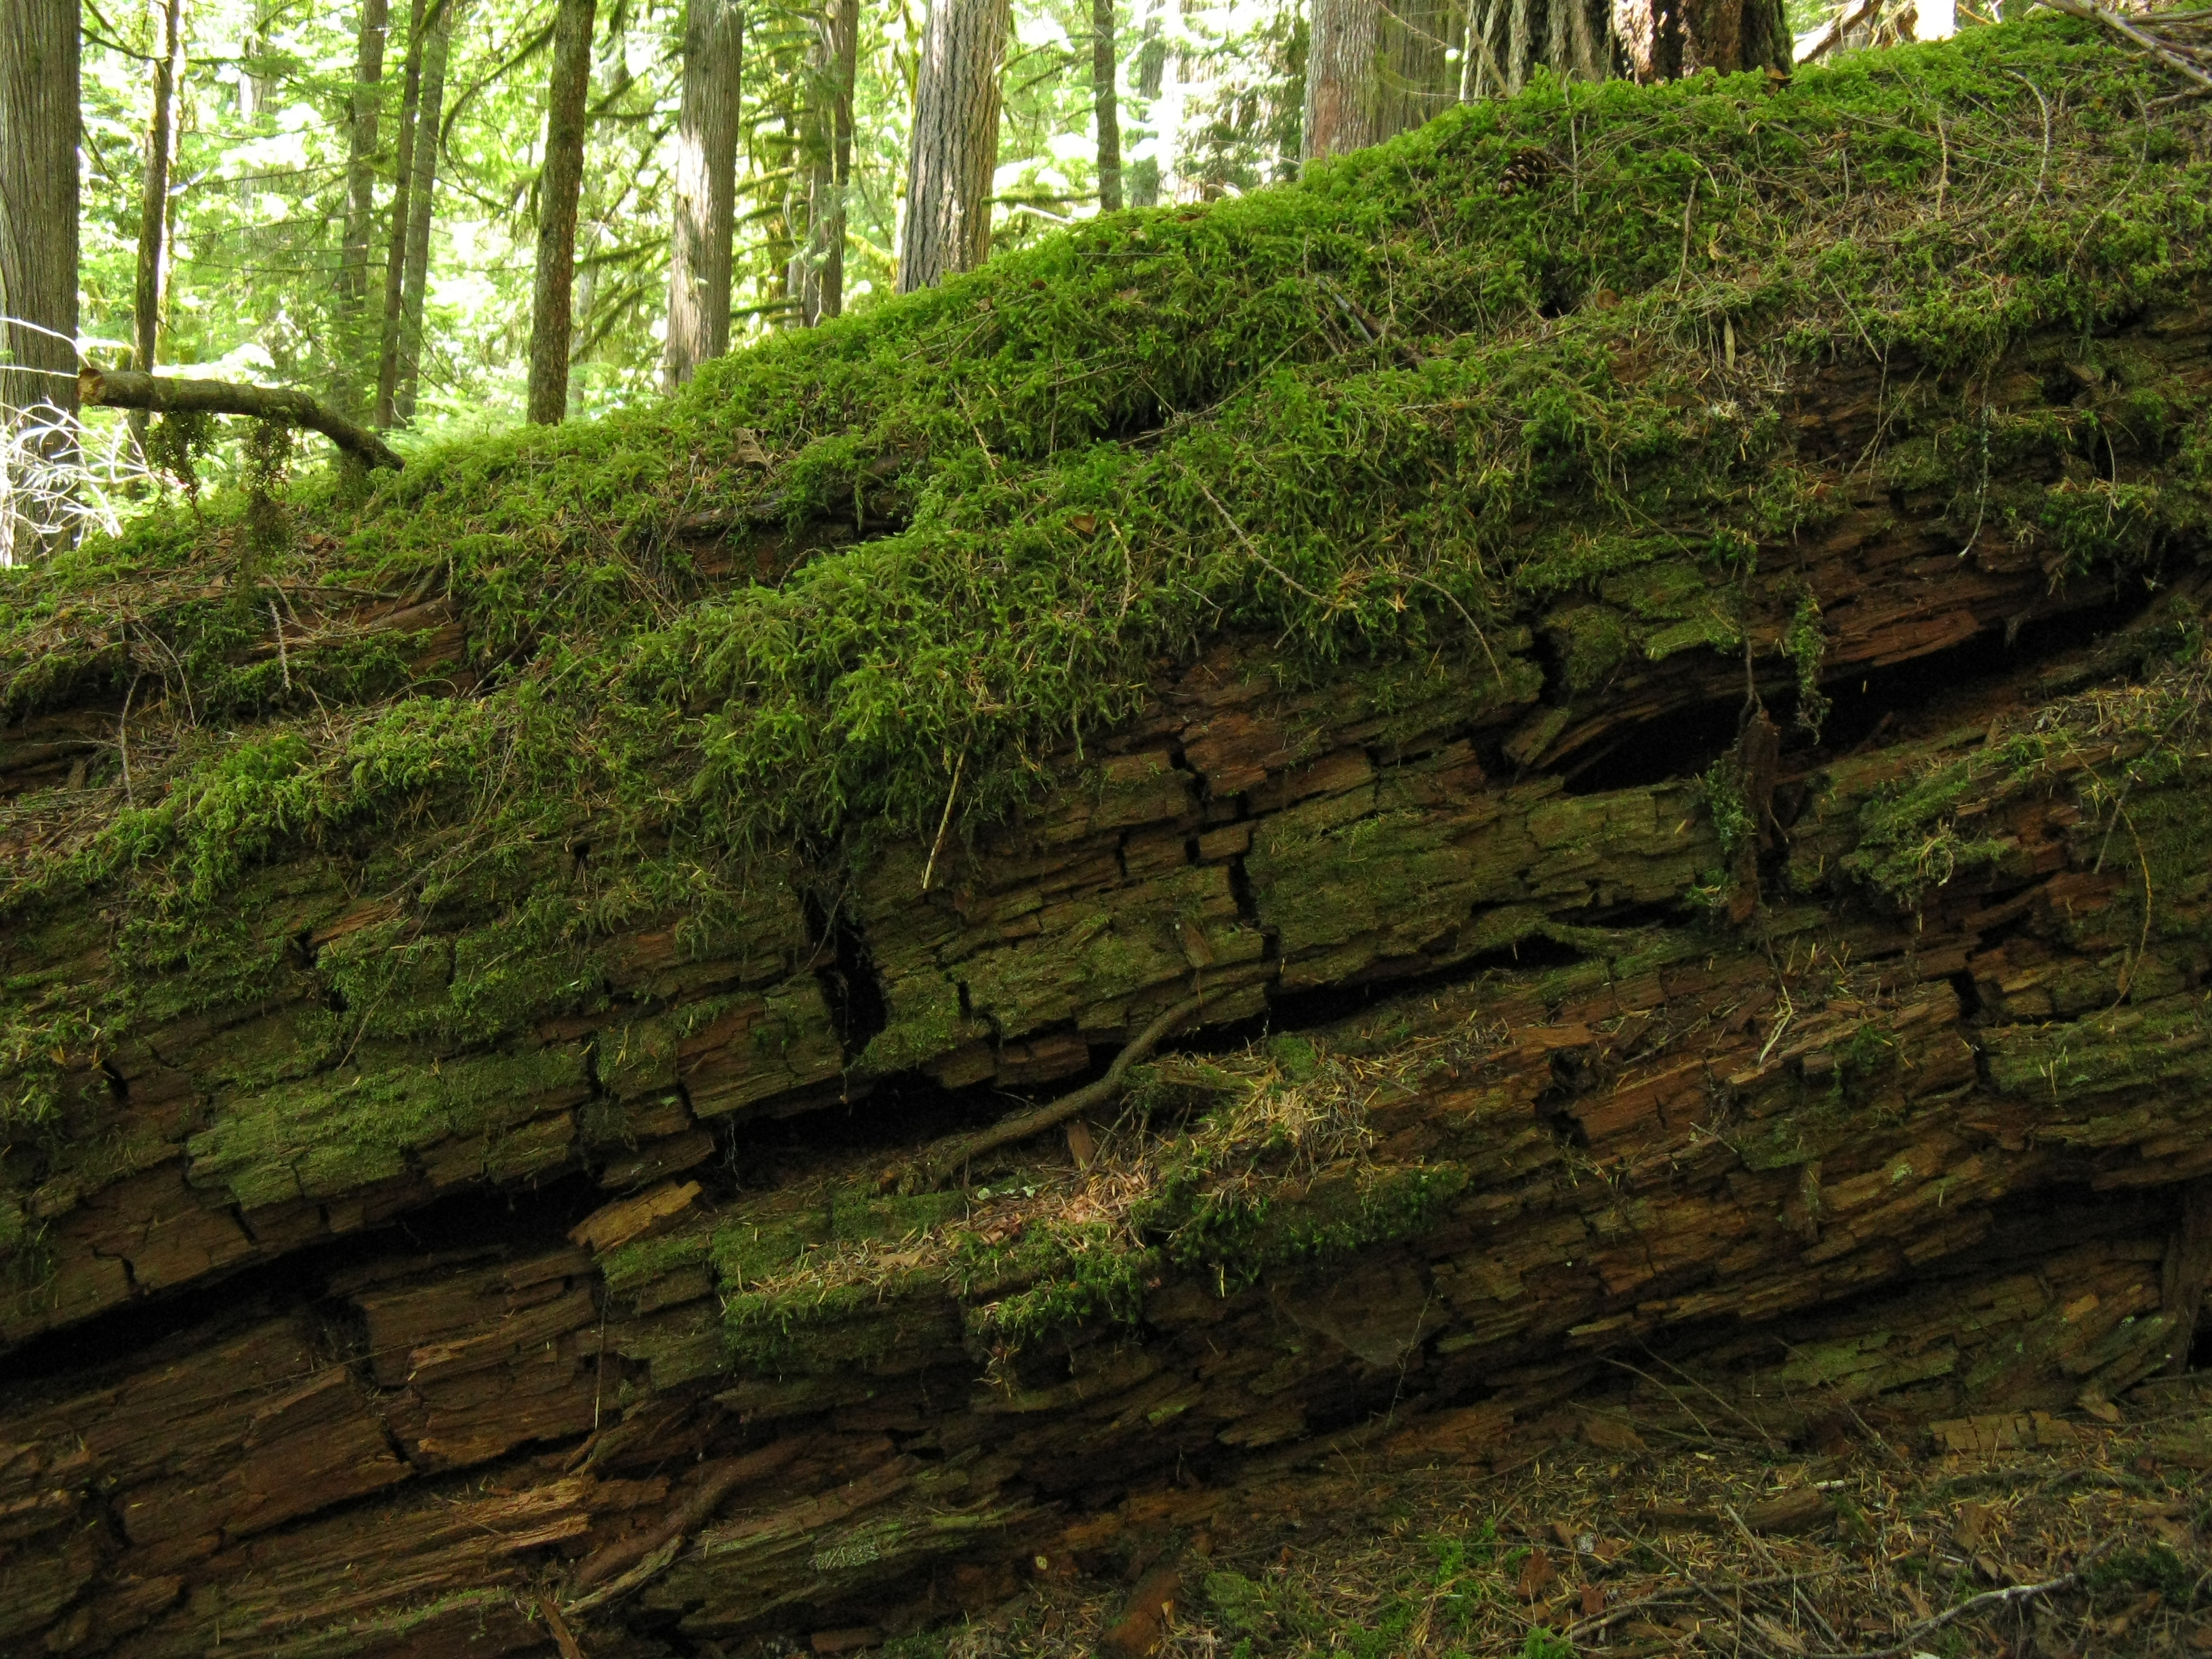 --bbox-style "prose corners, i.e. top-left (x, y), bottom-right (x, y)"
top-left (562, 1437), bottom-right (807, 1616)
top-left (901, 996), bottom-right (1204, 1192)
top-left (1807, 1540), bottom-right (2116, 1659)
top-left (77, 369), bottom-right (405, 471)
top-left (1793, 0), bottom-right (1884, 63)
top-left (538, 1598), bottom-right (588, 1659)
top-left (2036, 0), bottom-right (2212, 94)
